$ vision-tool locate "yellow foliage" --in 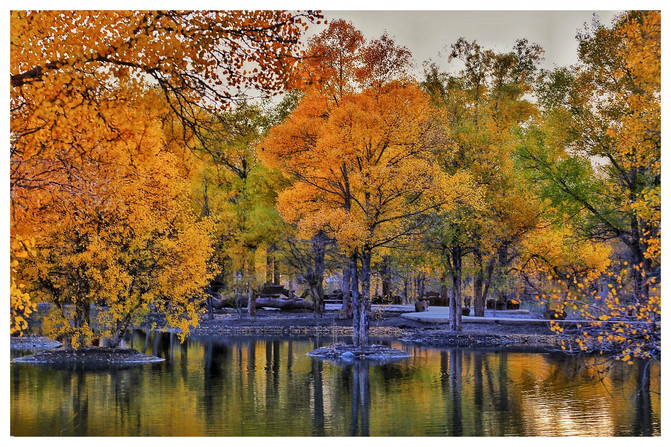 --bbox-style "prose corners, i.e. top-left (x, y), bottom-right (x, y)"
top-left (10, 10), bottom-right (322, 341)
top-left (263, 82), bottom-right (441, 254)
top-left (11, 84), bottom-right (215, 344)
